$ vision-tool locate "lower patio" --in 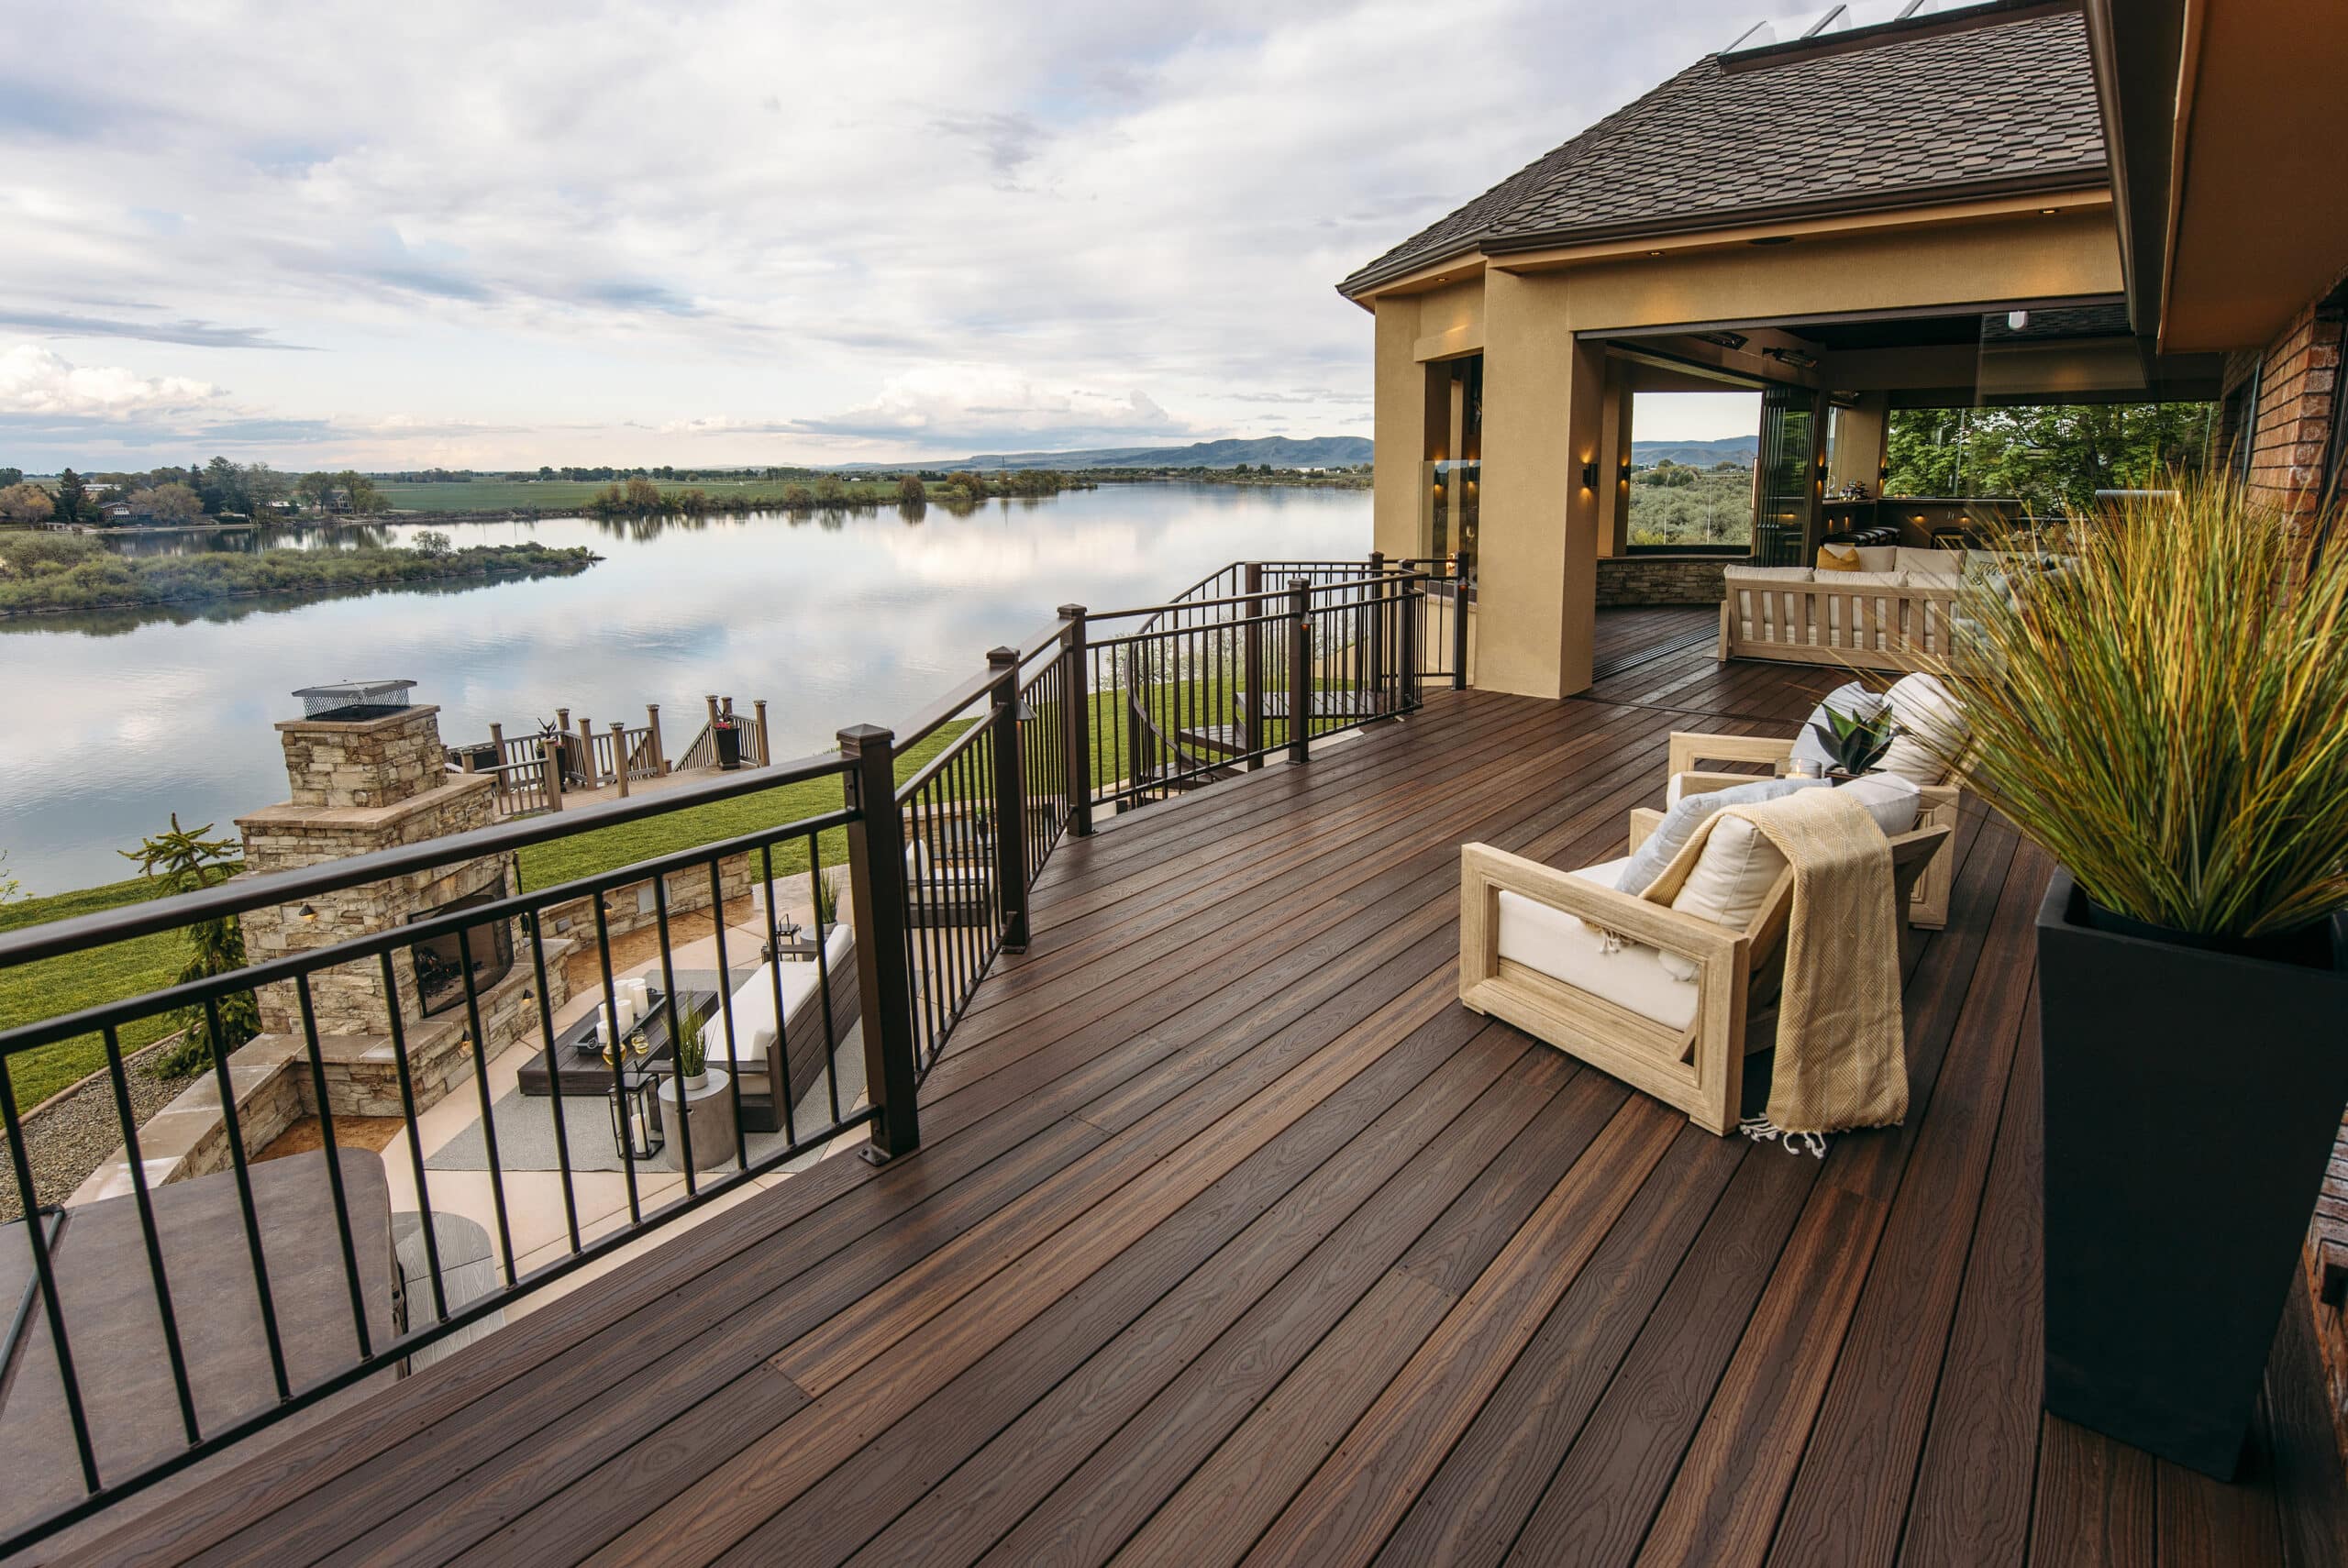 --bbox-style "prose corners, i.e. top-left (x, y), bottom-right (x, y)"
top-left (58, 657), bottom-right (2348, 1567)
